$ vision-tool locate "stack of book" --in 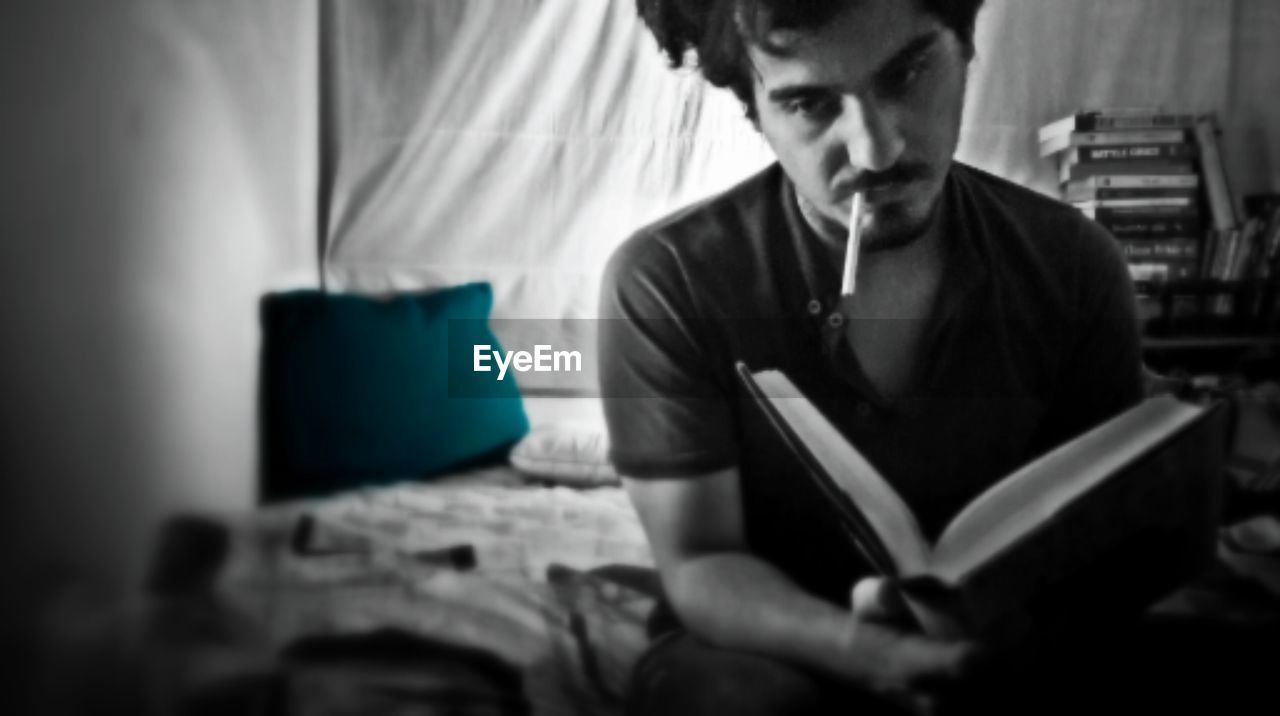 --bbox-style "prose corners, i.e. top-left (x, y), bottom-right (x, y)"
top-left (1038, 108), bottom-right (1217, 284)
